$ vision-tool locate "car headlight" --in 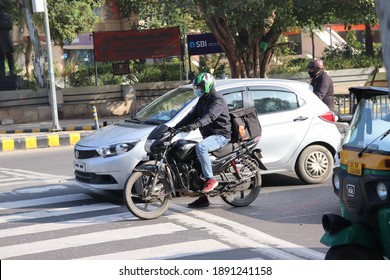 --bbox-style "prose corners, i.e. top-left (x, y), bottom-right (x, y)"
top-left (333, 174), bottom-right (340, 191)
top-left (376, 182), bottom-right (388, 201)
top-left (97, 142), bottom-right (136, 158)
top-left (144, 139), bottom-right (155, 153)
